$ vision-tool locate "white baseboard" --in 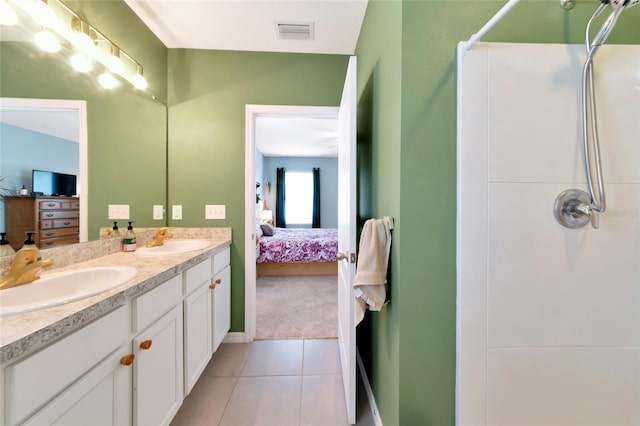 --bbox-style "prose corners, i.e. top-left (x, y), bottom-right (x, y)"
top-left (357, 349), bottom-right (383, 426)
top-left (222, 332), bottom-right (247, 343)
